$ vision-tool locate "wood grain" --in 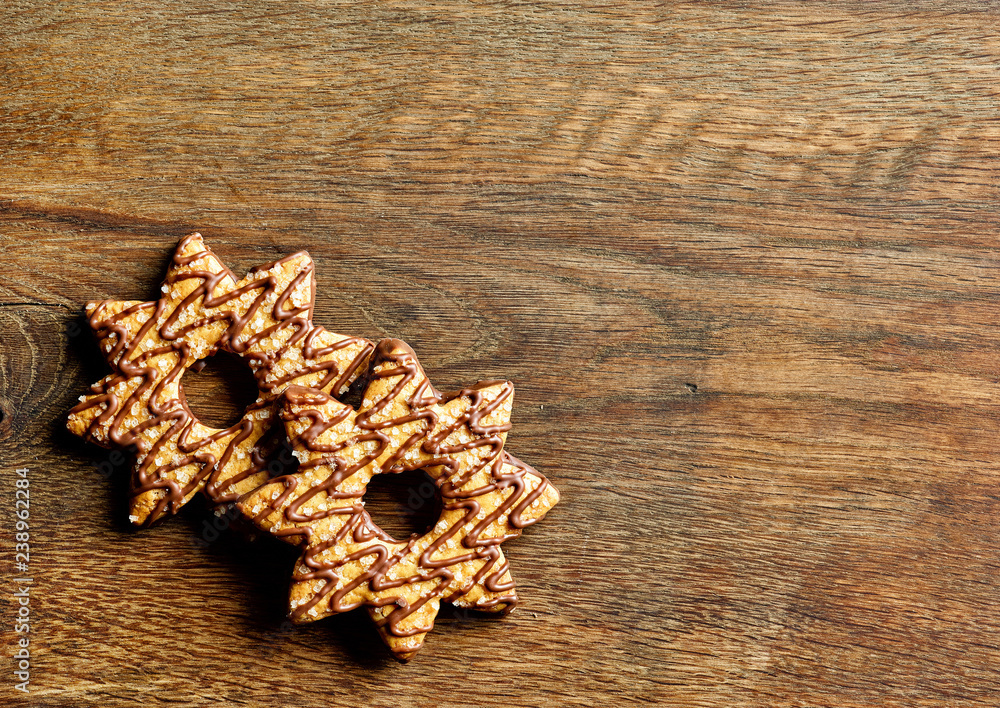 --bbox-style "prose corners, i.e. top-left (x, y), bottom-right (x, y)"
top-left (3, 1), bottom-right (1000, 705)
